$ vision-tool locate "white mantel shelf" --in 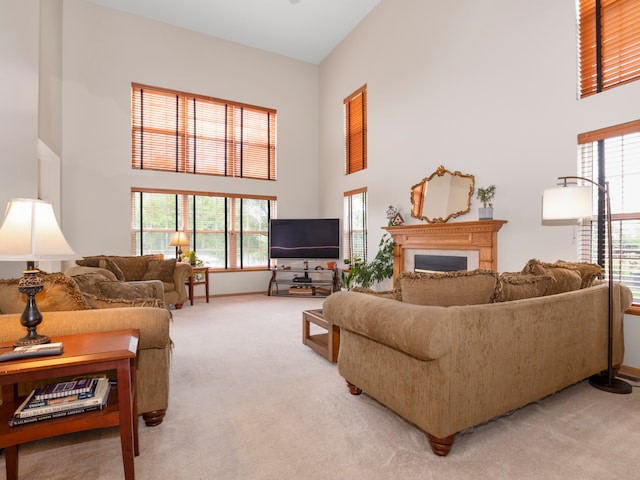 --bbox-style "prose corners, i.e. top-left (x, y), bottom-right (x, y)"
top-left (383, 220), bottom-right (507, 281)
